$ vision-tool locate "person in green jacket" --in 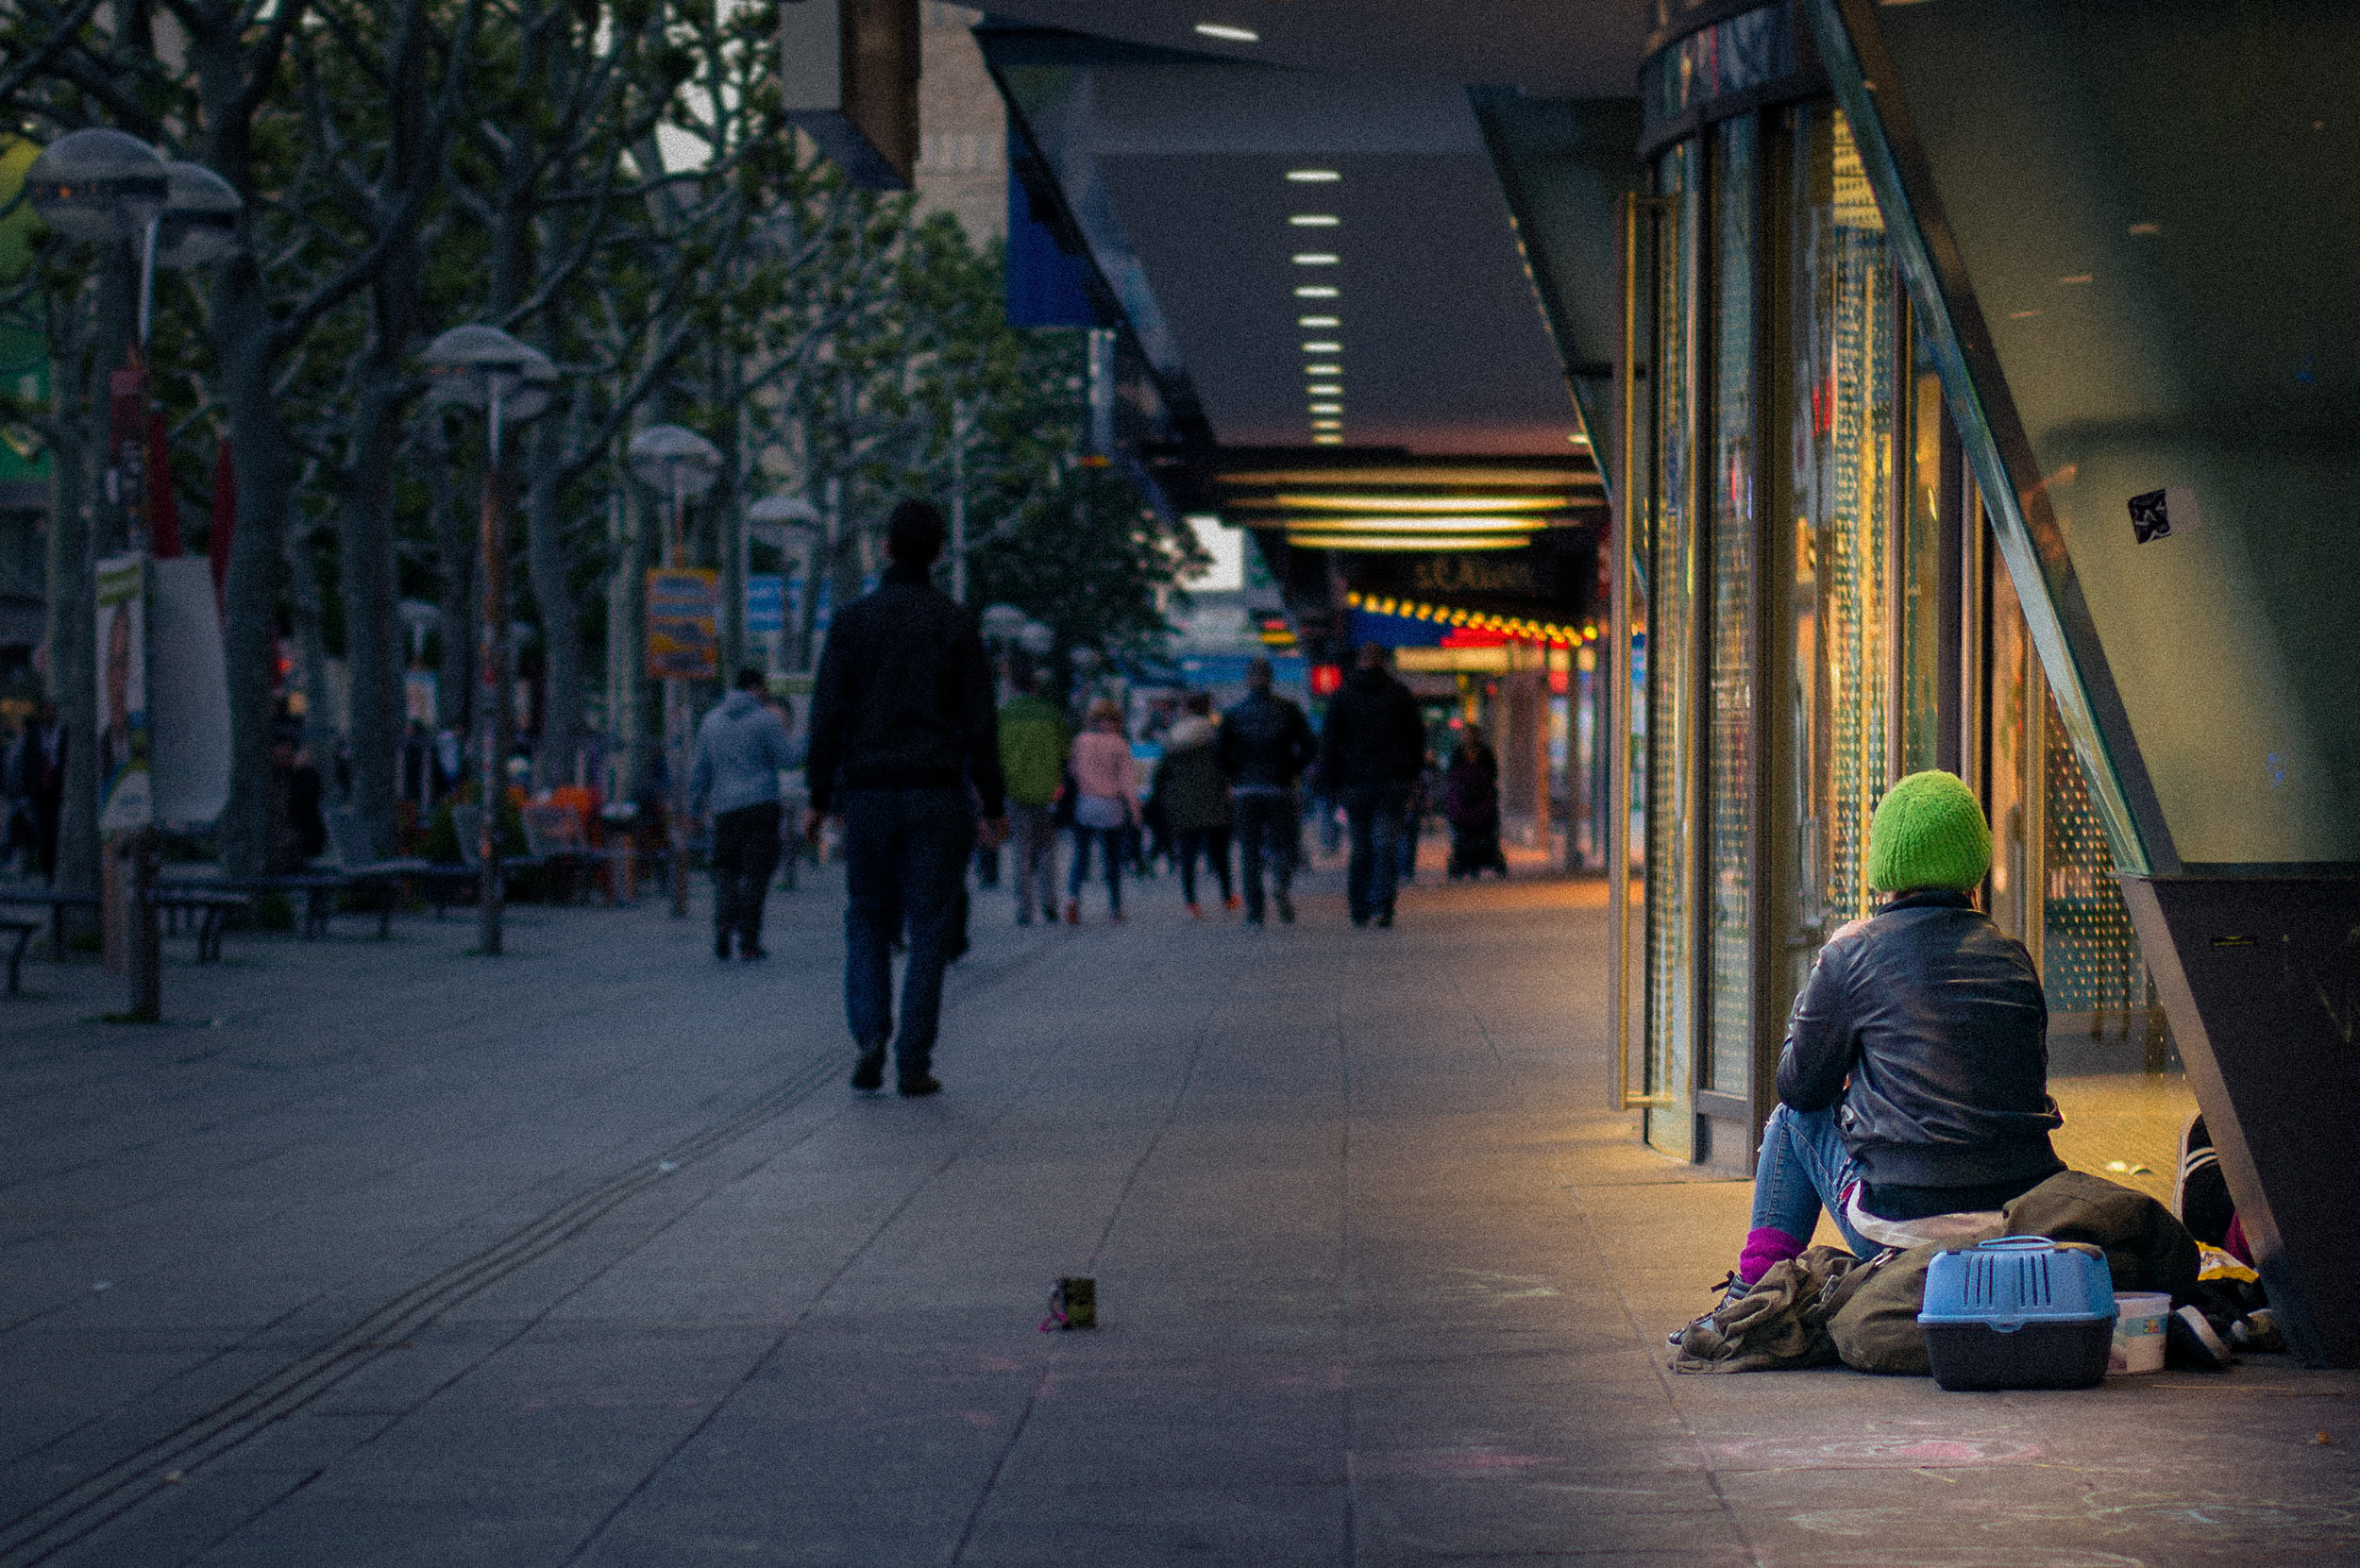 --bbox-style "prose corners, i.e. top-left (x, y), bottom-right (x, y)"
top-left (998, 669), bottom-right (1071, 925)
